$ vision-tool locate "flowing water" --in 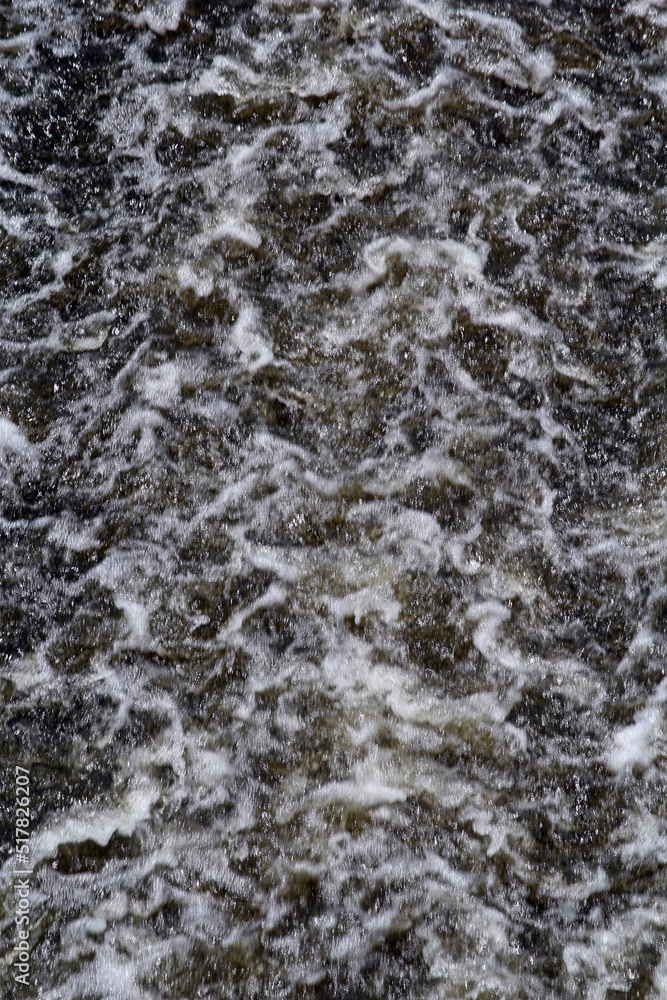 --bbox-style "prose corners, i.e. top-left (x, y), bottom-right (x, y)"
top-left (1, 1), bottom-right (666, 998)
